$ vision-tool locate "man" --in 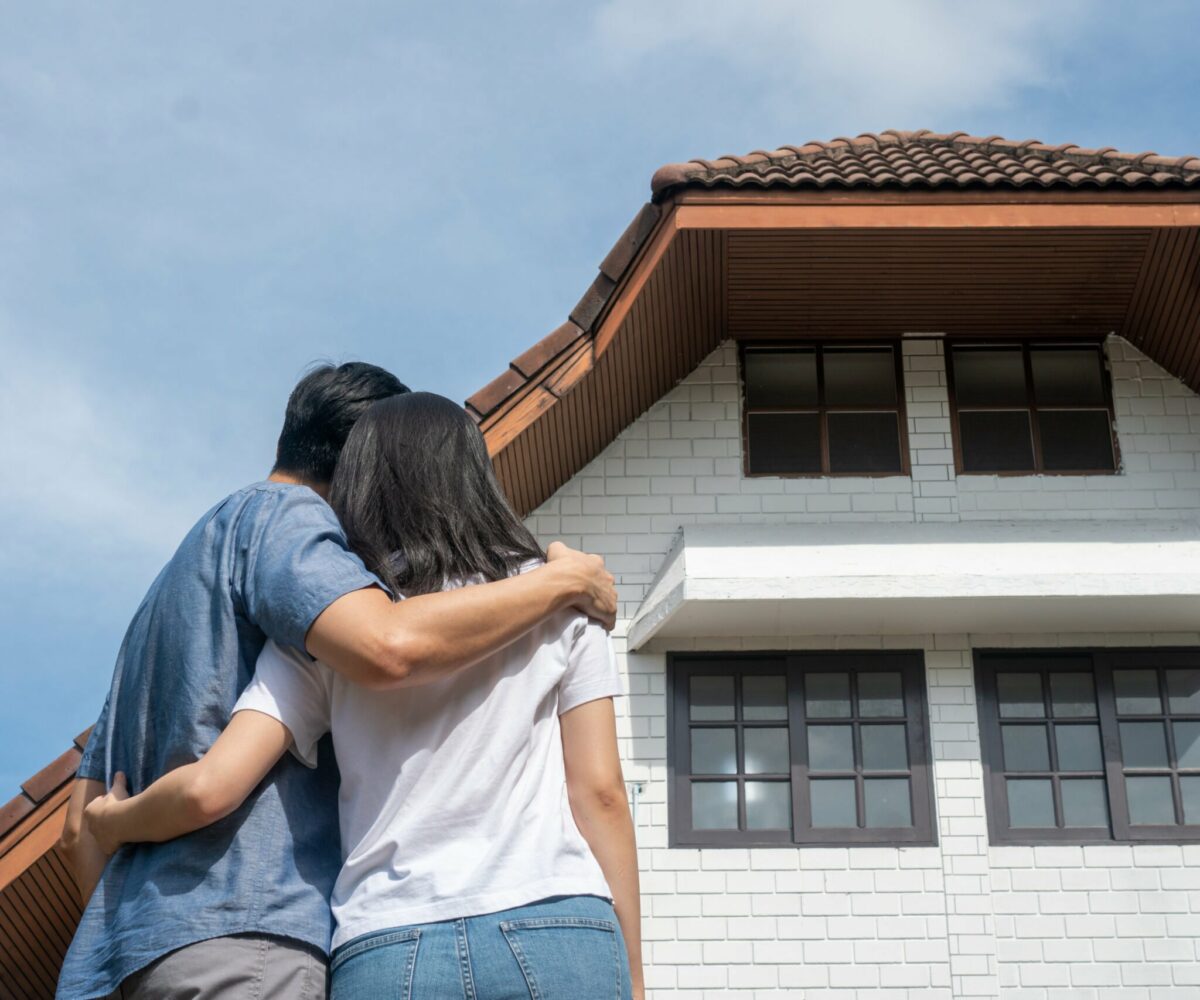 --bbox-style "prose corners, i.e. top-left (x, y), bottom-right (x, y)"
top-left (56, 362), bottom-right (617, 1000)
